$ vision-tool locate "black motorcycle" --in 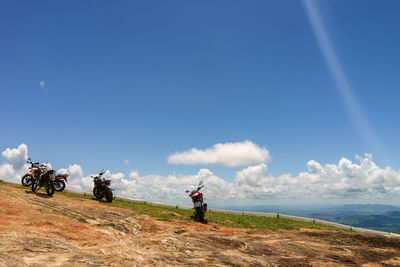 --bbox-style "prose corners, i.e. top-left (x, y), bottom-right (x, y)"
top-left (31, 165), bottom-right (56, 197)
top-left (186, 181), bottom-right (207, 222)
top-left (92, 170), bottom-right (113, 203)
